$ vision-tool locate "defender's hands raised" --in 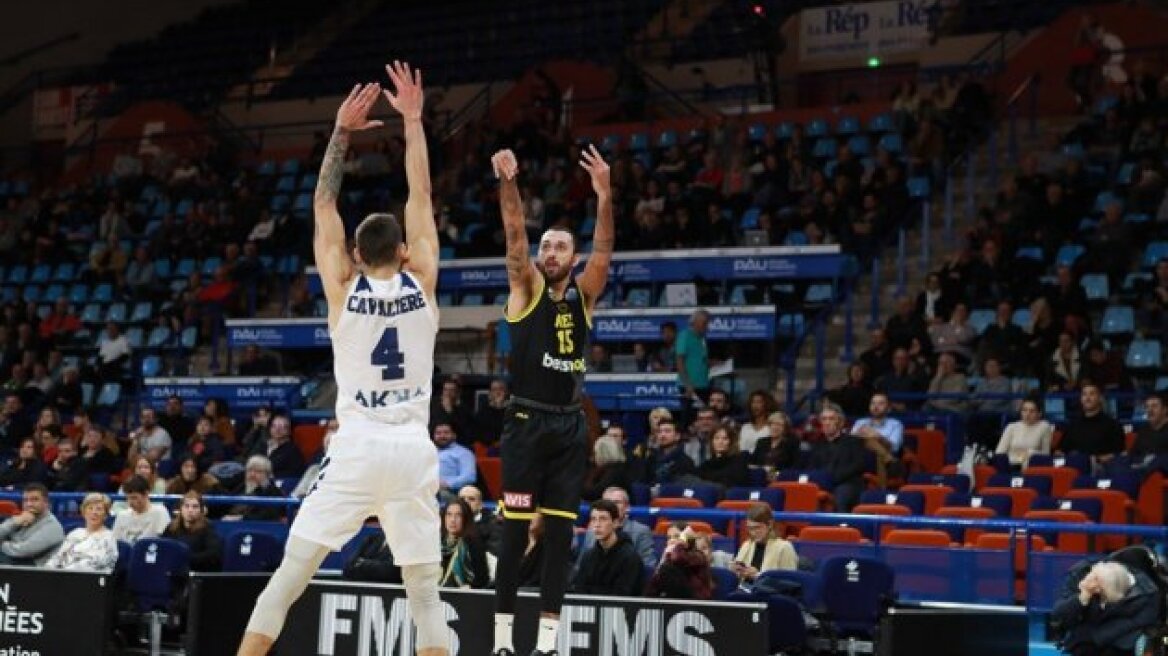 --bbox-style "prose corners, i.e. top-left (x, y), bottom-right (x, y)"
top-left (579, 144), bottom-right (610, 196)
top-left (492, 149), bottom-right (519, 182)
top-left (384, 60), bottom-right (424, 121)
top-left (336, 83), bottom-right (384, 132)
